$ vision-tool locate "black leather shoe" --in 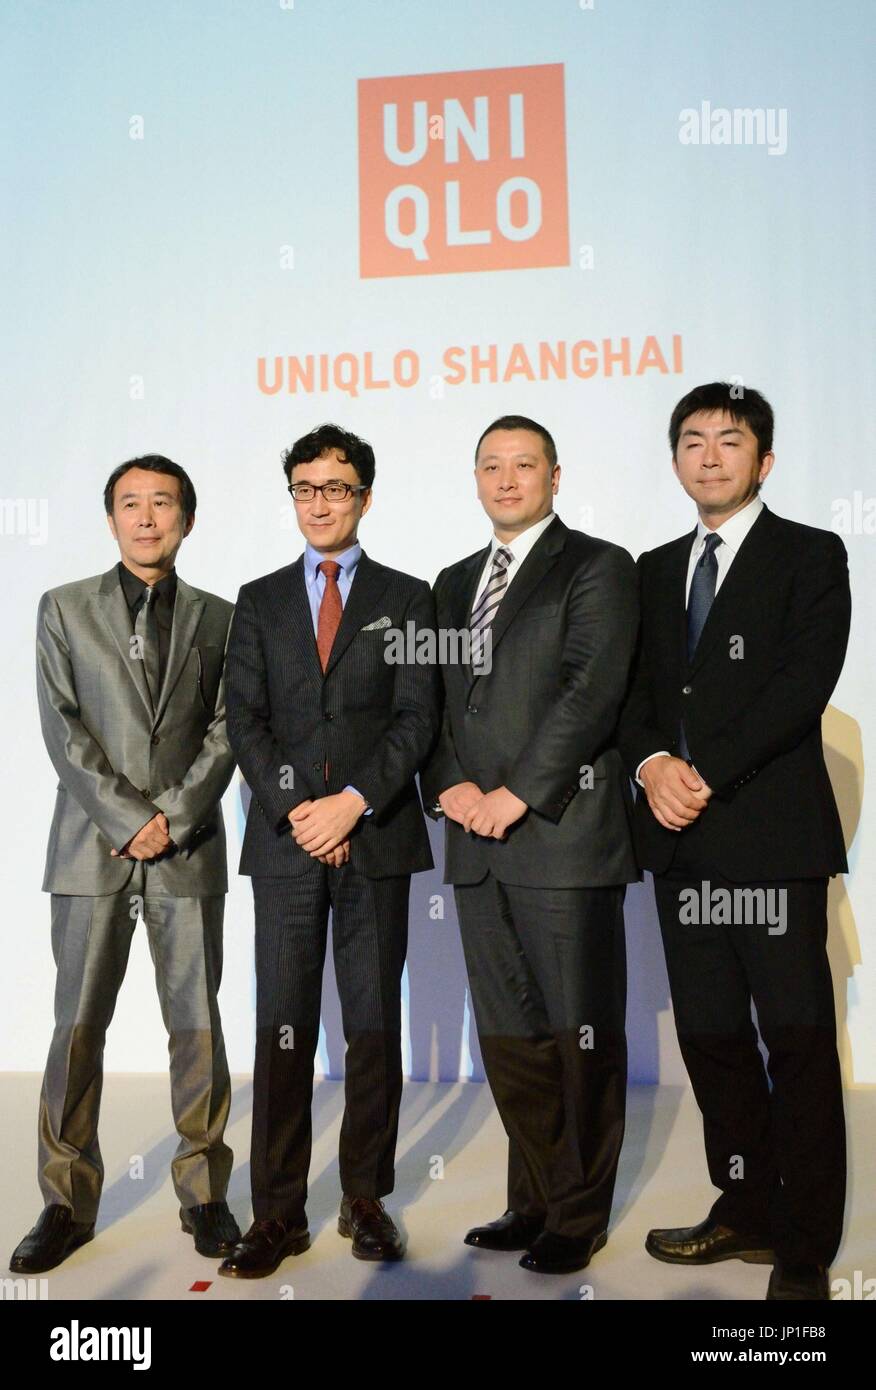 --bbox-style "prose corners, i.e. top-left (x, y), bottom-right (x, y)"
top-left (9, 1205), bottom-right (95, 1274)
top-left (464, 1210), bottom-right (545, 1252)
top-left (767, 1261), bottom-right (830, 1300)
top-left (519, 1229), bottom-right (607, 1274)
top-left (338, 1196), bottom-right (404, 1261)
top-left (180, 1201), bottom-right (242, 1257)
top-left (646, 1217), bottom-right (774, 1266)
top-left (218, 1218), bottom-right (310, 1278)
